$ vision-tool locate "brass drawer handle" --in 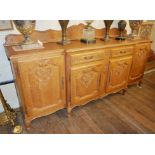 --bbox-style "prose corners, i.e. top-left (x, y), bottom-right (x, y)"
top-left (83, 55), bottom-right (94, 60)
top-left (140, 48), bottom-right (147, 51)
top-left (120, 50), bottom-right (126, 54)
